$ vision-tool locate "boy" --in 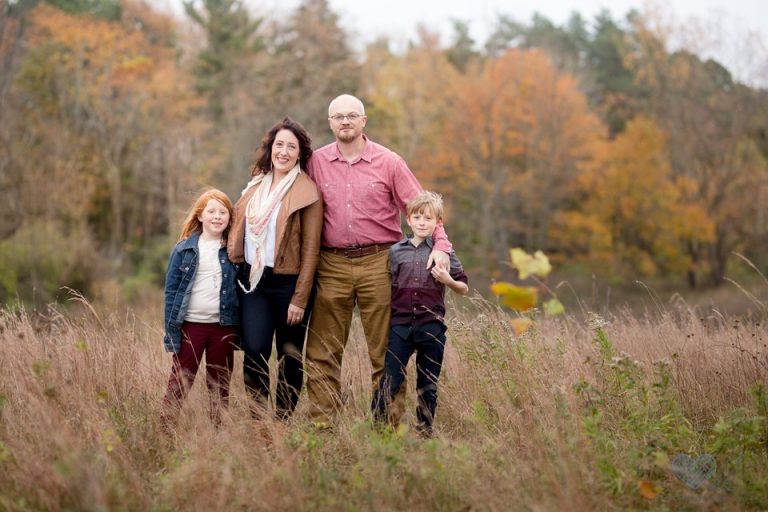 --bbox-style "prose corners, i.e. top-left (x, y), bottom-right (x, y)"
top-left (371, 191), bottom-right (469, 436)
